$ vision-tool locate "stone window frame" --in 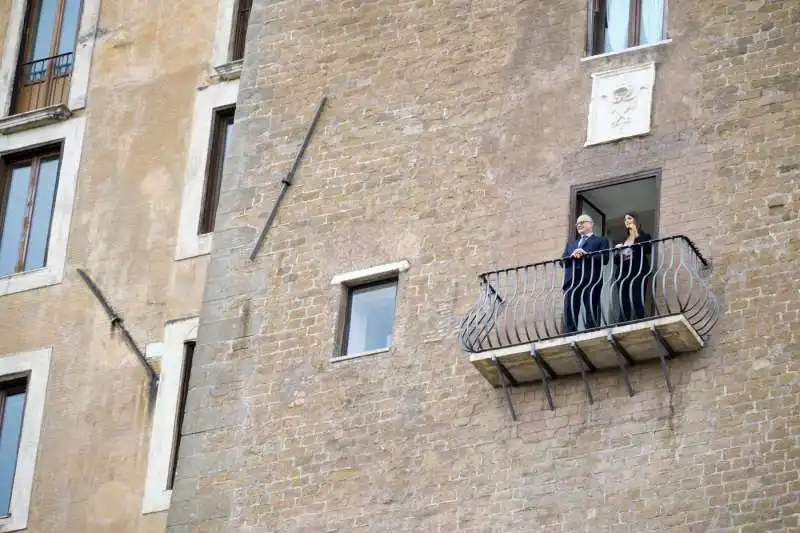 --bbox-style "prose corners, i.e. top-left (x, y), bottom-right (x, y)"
top-left (0, 348), bottom-right (51, 532)
top-left (142, 317), bottom-right (198, 514)
top-left (330, 260), bottom-right (410, 362)
top-left (584, 0), bottom-right (670, 59)
top-left (174, 80), bottom-right (239, 260)
top-left (0, 0), bottom-right (101, 126)
top-left (0, 117), bottom-right (86, 296)
top-left (210, 0), bottom-right (251, 80)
